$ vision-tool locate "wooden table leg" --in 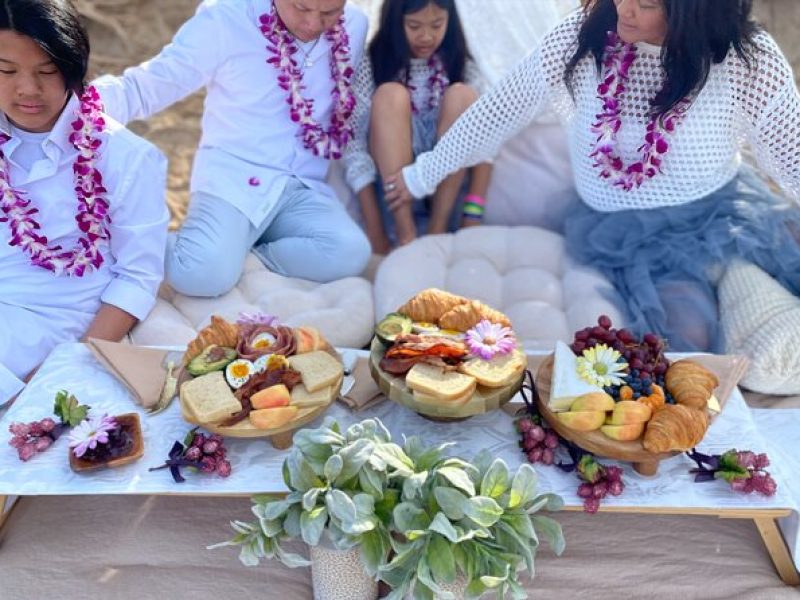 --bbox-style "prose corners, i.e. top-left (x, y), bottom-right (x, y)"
top-left (0, 495), bottom-right (19, 536)
top-left (754, 517), bottom-right (800, 585)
